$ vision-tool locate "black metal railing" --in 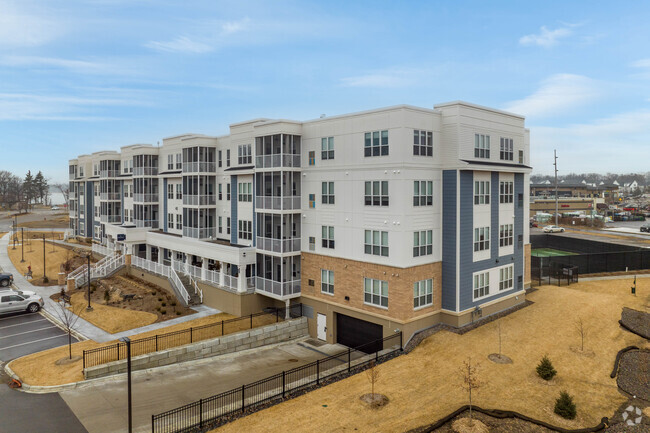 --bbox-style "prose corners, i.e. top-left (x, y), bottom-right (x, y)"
top-left (83, 304), bottom-right (304, 369)
top-left (151, 332), bottom-right (403, 433)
